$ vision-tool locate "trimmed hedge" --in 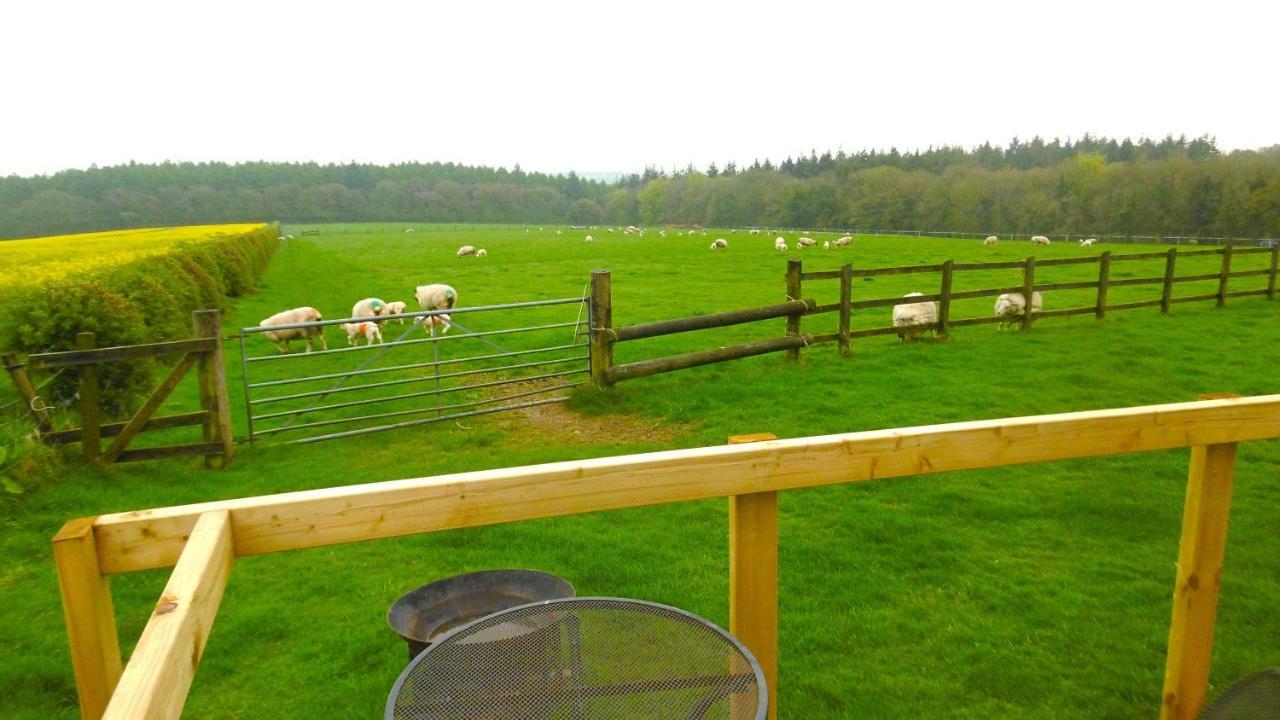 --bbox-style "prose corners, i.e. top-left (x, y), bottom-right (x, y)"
top-left (9, 222), bottom-right (279, 416)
